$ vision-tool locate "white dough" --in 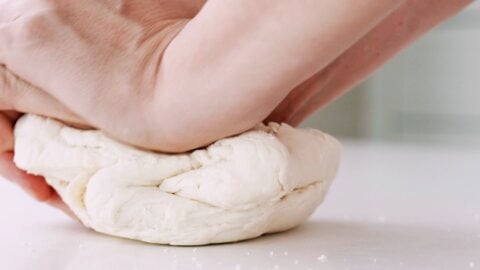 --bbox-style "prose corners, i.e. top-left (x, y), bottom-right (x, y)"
top-left (13, 115), bottom-right (341, 245)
